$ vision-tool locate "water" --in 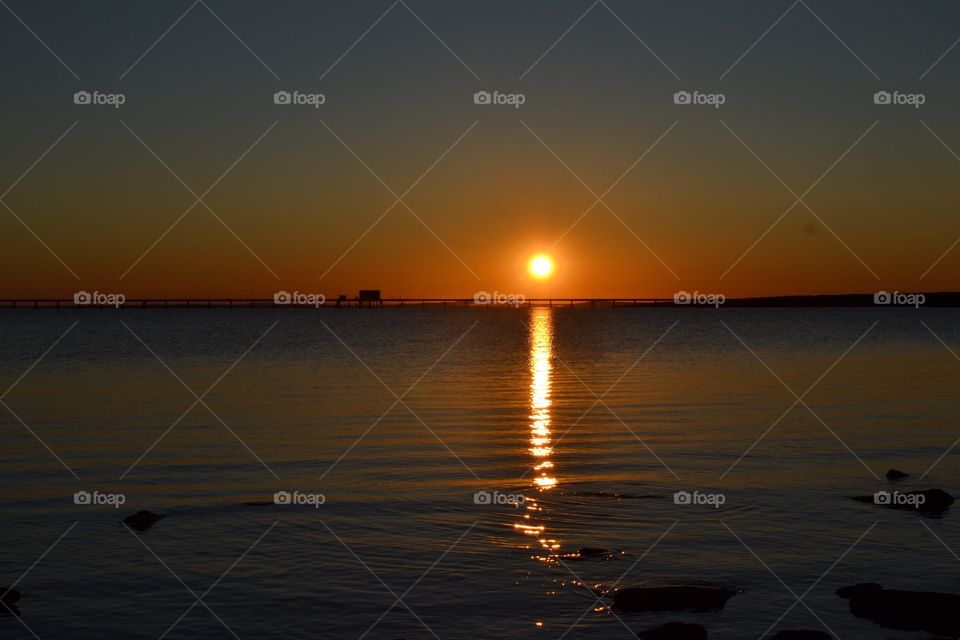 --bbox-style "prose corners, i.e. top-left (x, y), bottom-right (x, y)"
top-left (1, 307), bottom-right (959, 639)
